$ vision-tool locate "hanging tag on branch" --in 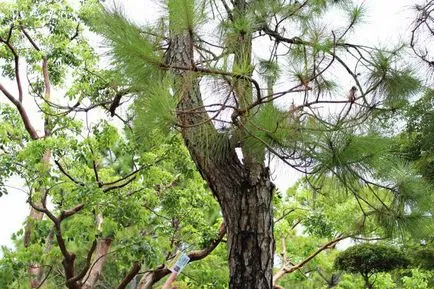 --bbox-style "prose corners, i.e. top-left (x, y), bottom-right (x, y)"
top-left (167, 252), bottom-right (190, 274)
